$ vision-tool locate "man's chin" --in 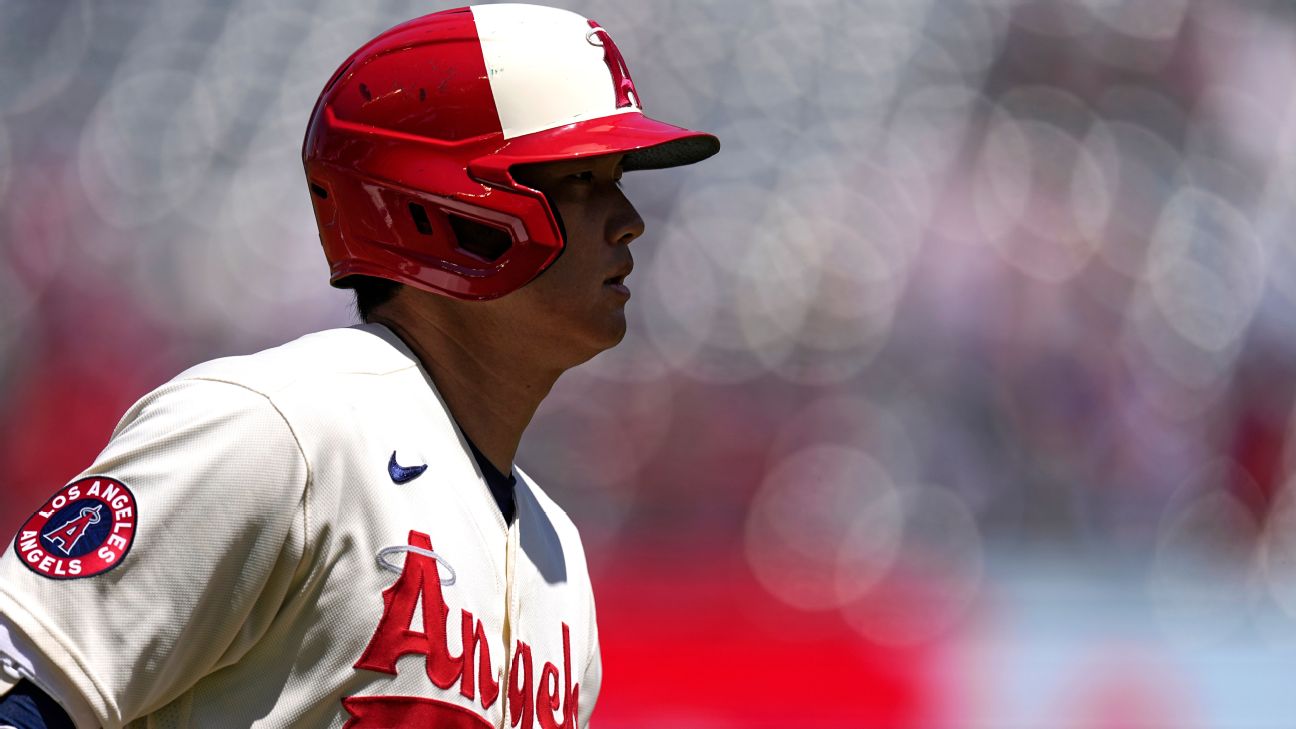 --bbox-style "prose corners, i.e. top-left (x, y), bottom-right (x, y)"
top-left (576, 318), bottom-right (629, 365)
